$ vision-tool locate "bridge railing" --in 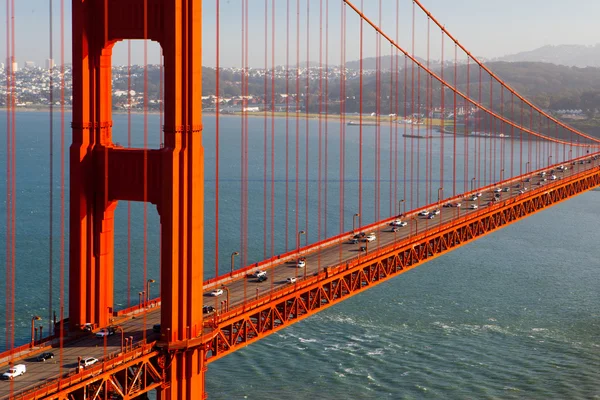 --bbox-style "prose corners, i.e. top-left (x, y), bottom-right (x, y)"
top-left (14, 340), bottom-right (157, 399)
